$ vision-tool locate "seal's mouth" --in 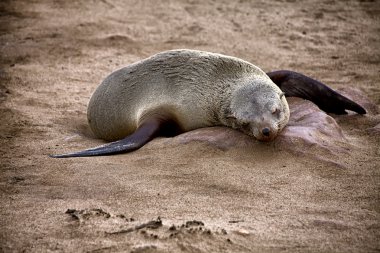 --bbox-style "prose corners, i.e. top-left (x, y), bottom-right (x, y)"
top-left (256, 135), bottom-right (277, 142)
